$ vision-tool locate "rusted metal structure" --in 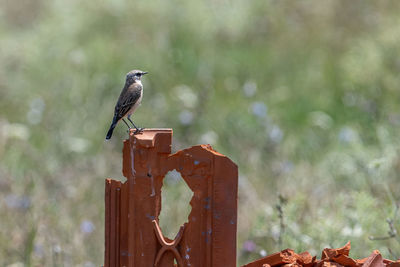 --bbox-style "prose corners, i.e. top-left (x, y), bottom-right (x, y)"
top-left (104, 129), bottom-right (238, 267)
